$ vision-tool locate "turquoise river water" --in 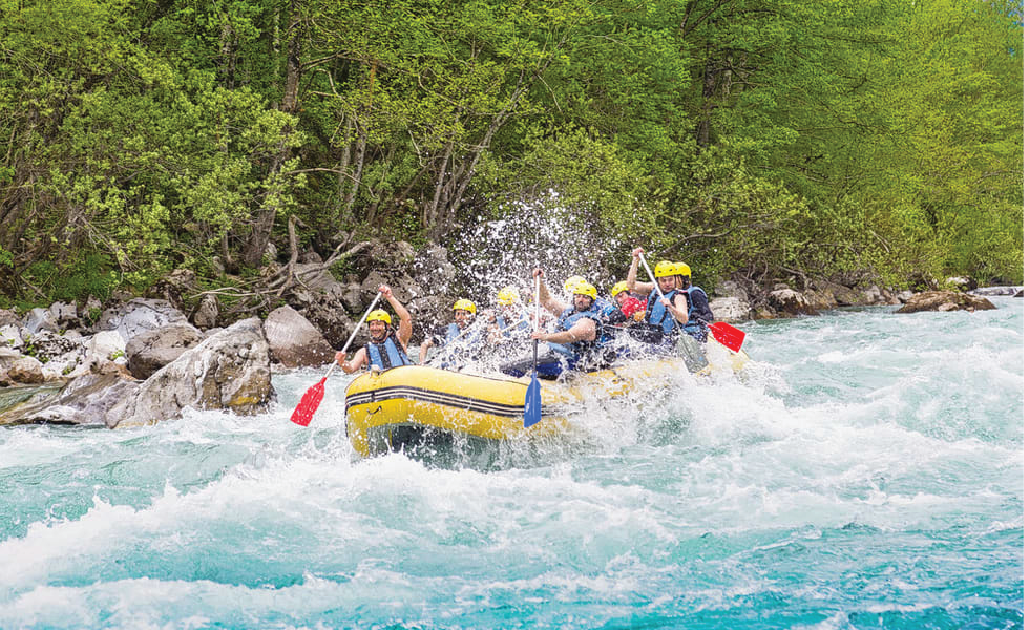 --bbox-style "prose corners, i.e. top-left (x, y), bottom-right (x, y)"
top-left (1, 299), bottom-right (1021, 629)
